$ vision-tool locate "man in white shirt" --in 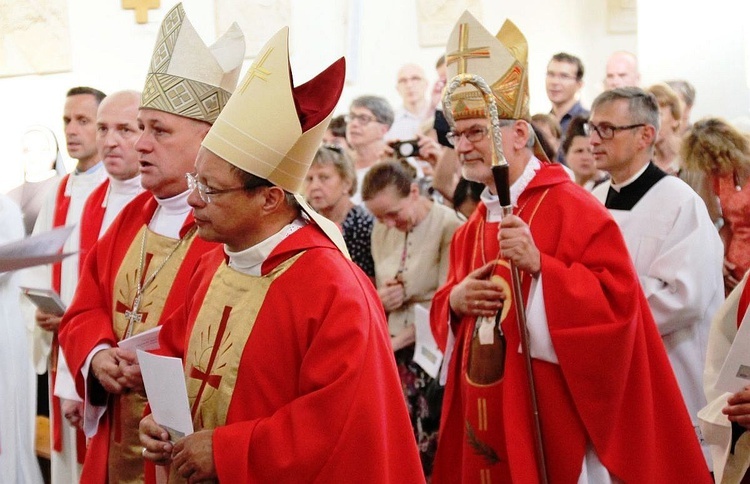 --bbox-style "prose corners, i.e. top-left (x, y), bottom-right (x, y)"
top-left (590, 86), bottom-right (724, 469)
top-left (29, 85), bottom-right (107, 484)
top-left (54, 90), bottom-right (145, 433)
